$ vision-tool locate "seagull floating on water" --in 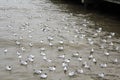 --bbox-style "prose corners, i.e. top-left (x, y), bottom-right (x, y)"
top-left (88, 54), bottom-right (93, 60)
top-left (72, 52), bottom-right (79, 57)
top-left (47, 36), bottom-right (53, 42)
top-left (98, 73), bottom-right (105, 78)
top-left (4, 49), bottom-right (8, 53)
top-left (29, 43), bottom-right (33, 47)
top-left (49, 42), bottom-right (53, 47)
top-left (113, 58), bottom-right (118, 64)
top-left (104, 51), bottom-right (110, 58)
top-left (40, 52), bottom-right (46, 56)
top-left (96, 27), bottom-right (102, 33)
top-left (16, 40), bottom-right (21, 45)
top-left (33, 69), bottom-right (43, 75)
top-left (40, 73), bottom-right (47, 79)
top-left (63, 66), bottom-right (68, 74)
top-left (49, 66), bottom-right (56, 71)
top-left (76, 69), bottom-right (84, 74)
top-left (90, 48), bottom-right (94, 54)
top-left (18, 55), bottom-right (22, 59)
top-left (58, 46), bottom-right (64, 51)
top-left (100, 63), bottom-right (107, 68)
top-left (29, 54), bottom-right (35, 59)
top-left (68, 71), bottom-right (76, 77)
top-left (20, 60), bottom-right (28, 66)
top-left (64, 59), bottom-right (70, 63)
top-left (16, 51), bottom-right (21, 56)
top-left (27, 57), bottom-right (34, 63)
top-left (59, 40), bottom-right (64, 45)
top-left (40, 47), bottom-right (45, 51)
top-left (110, 32), bottom-right (115, 37)
top-left (78, 57), bottom-right (82, 62)
top-left (58, 54), bottom-right (65, 59)
top-left (6, 65), bottom-right (12, 71)
top-left (21, 47), bottom-right (25, 52)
